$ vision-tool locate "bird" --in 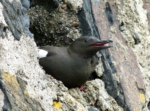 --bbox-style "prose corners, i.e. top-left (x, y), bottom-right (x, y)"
top-left (38, 36), bottom-right (112, 88)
